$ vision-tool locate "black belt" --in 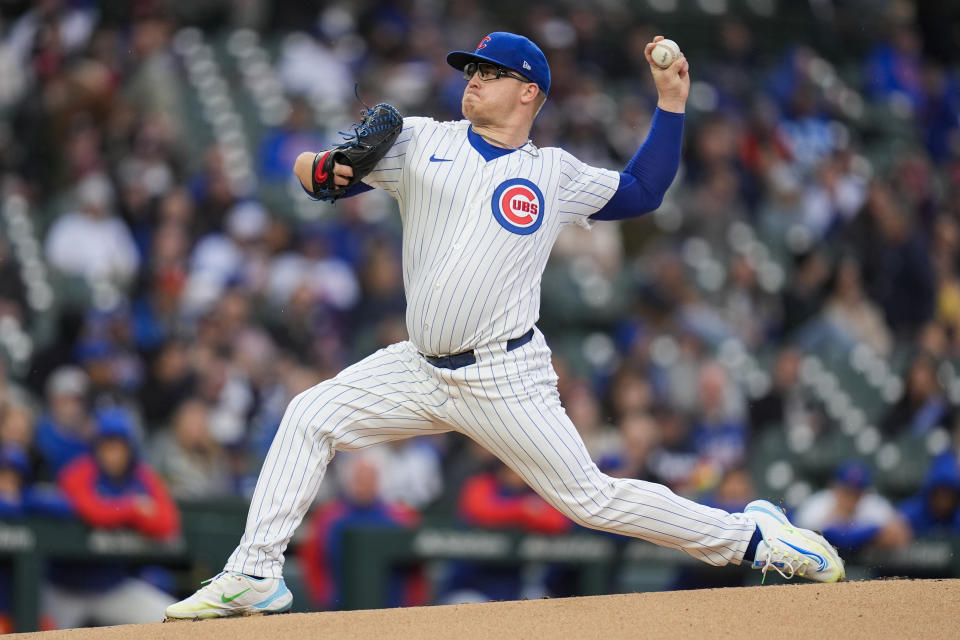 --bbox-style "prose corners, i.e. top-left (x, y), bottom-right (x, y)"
top-left (423, 328), bottom-right (534, 370)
